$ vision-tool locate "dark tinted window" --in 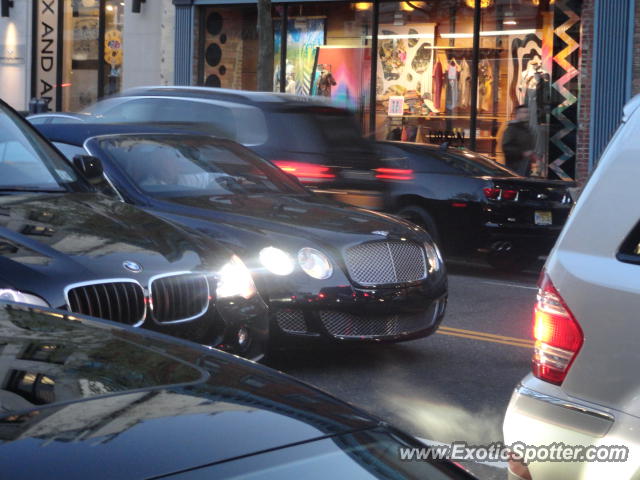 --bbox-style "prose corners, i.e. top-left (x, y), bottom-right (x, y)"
top-left (268, 107), bottom-right (372, 154)
top-left (617, 221), bottom-right (640, 265)
top-left (384, 144), bottom-right (517, 177)
top-left (378, 144), bottom-right (458, 174)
